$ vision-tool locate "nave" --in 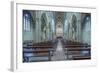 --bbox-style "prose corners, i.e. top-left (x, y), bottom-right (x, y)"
top-left (22, 10), bottom-right (91, 62)
top-left (23, 37), bottom-right (90, 62)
